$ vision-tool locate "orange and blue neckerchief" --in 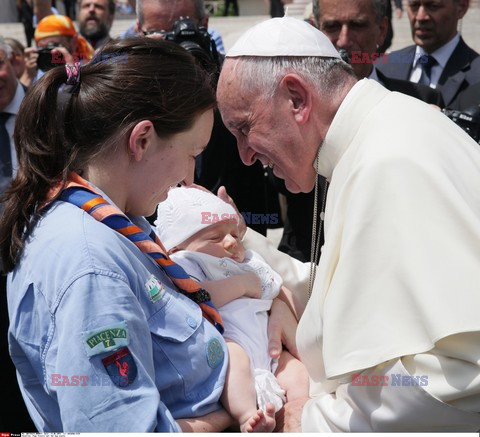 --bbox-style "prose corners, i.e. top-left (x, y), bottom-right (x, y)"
top-left (50, 172), bottom-right (224, 334)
